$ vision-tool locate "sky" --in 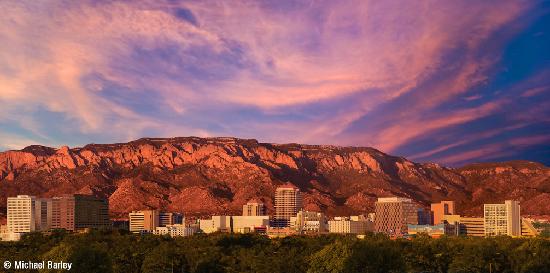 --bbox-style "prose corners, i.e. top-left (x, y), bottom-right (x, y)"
top-left (0, 0), bottom-right (548, 167)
